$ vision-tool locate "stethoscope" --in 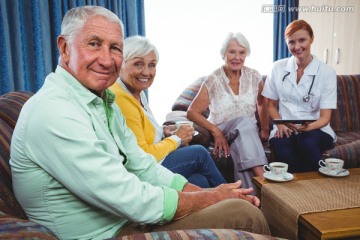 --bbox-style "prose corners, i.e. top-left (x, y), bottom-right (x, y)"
top-left (282, 72), bottom-right (315, 102)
